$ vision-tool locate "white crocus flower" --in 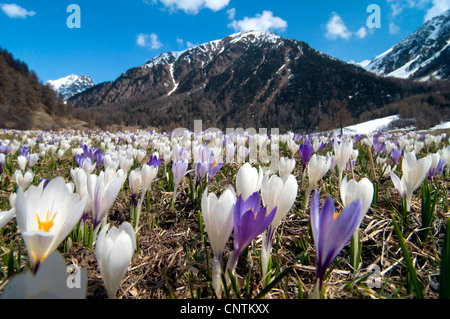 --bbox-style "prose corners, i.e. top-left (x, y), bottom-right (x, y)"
top-left (17, 155), bottom-right (27, 172)
top-left (87, 169), bottom-right (127, 233)
top-left (278, 157), bottom-right (296, 178)
top-left (304, 154), bottom-right (332, 208)
top-left (95, 222), bottom-right (136, 299)
top-left (340, 176), bottom-right (374, 270)
top-left (14, 169), bottom-right (34, 190)
top-left (201, 187), bottom-right (236, 298)
top-left (15, 177), bottom-right (87, 271)
top-left (1, 251), bottom-right (87, 299)
top-left (128, 169), bottom-right (142, 197)
top-left (340, 176), bottom-right (374, 222)
top-left (260, 173), bottom-right (298, 278)
top-left (235, 163), bottom-right (264, 201)
top-left (333, 137), bottom-right (353, 185)
top-left (391, 152), bottom-right (431, 212)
